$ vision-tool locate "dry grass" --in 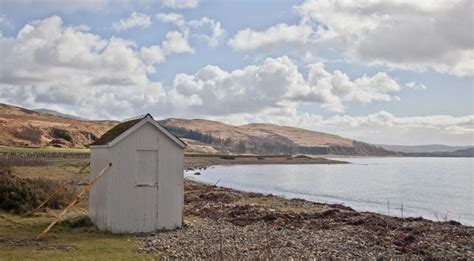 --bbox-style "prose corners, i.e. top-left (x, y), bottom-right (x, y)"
top-left (0, 163), bottom-right (77, 214)
top-left (0, 145), bottom-right (89, 154)
top-left (12, 160), bottom-right (89, 181)
top-left (0, 211), bottom-right (158, 260)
